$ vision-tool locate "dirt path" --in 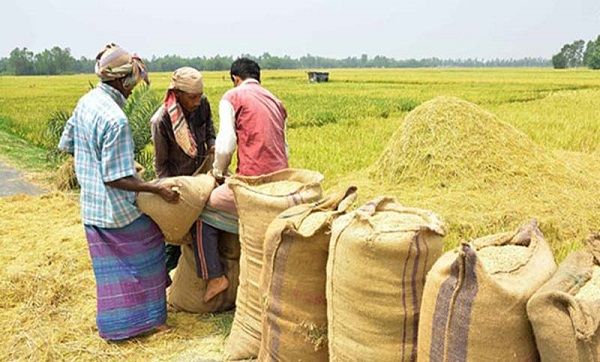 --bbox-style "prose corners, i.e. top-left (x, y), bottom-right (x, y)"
top-left (0, 160), bottom-right (45, 196)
